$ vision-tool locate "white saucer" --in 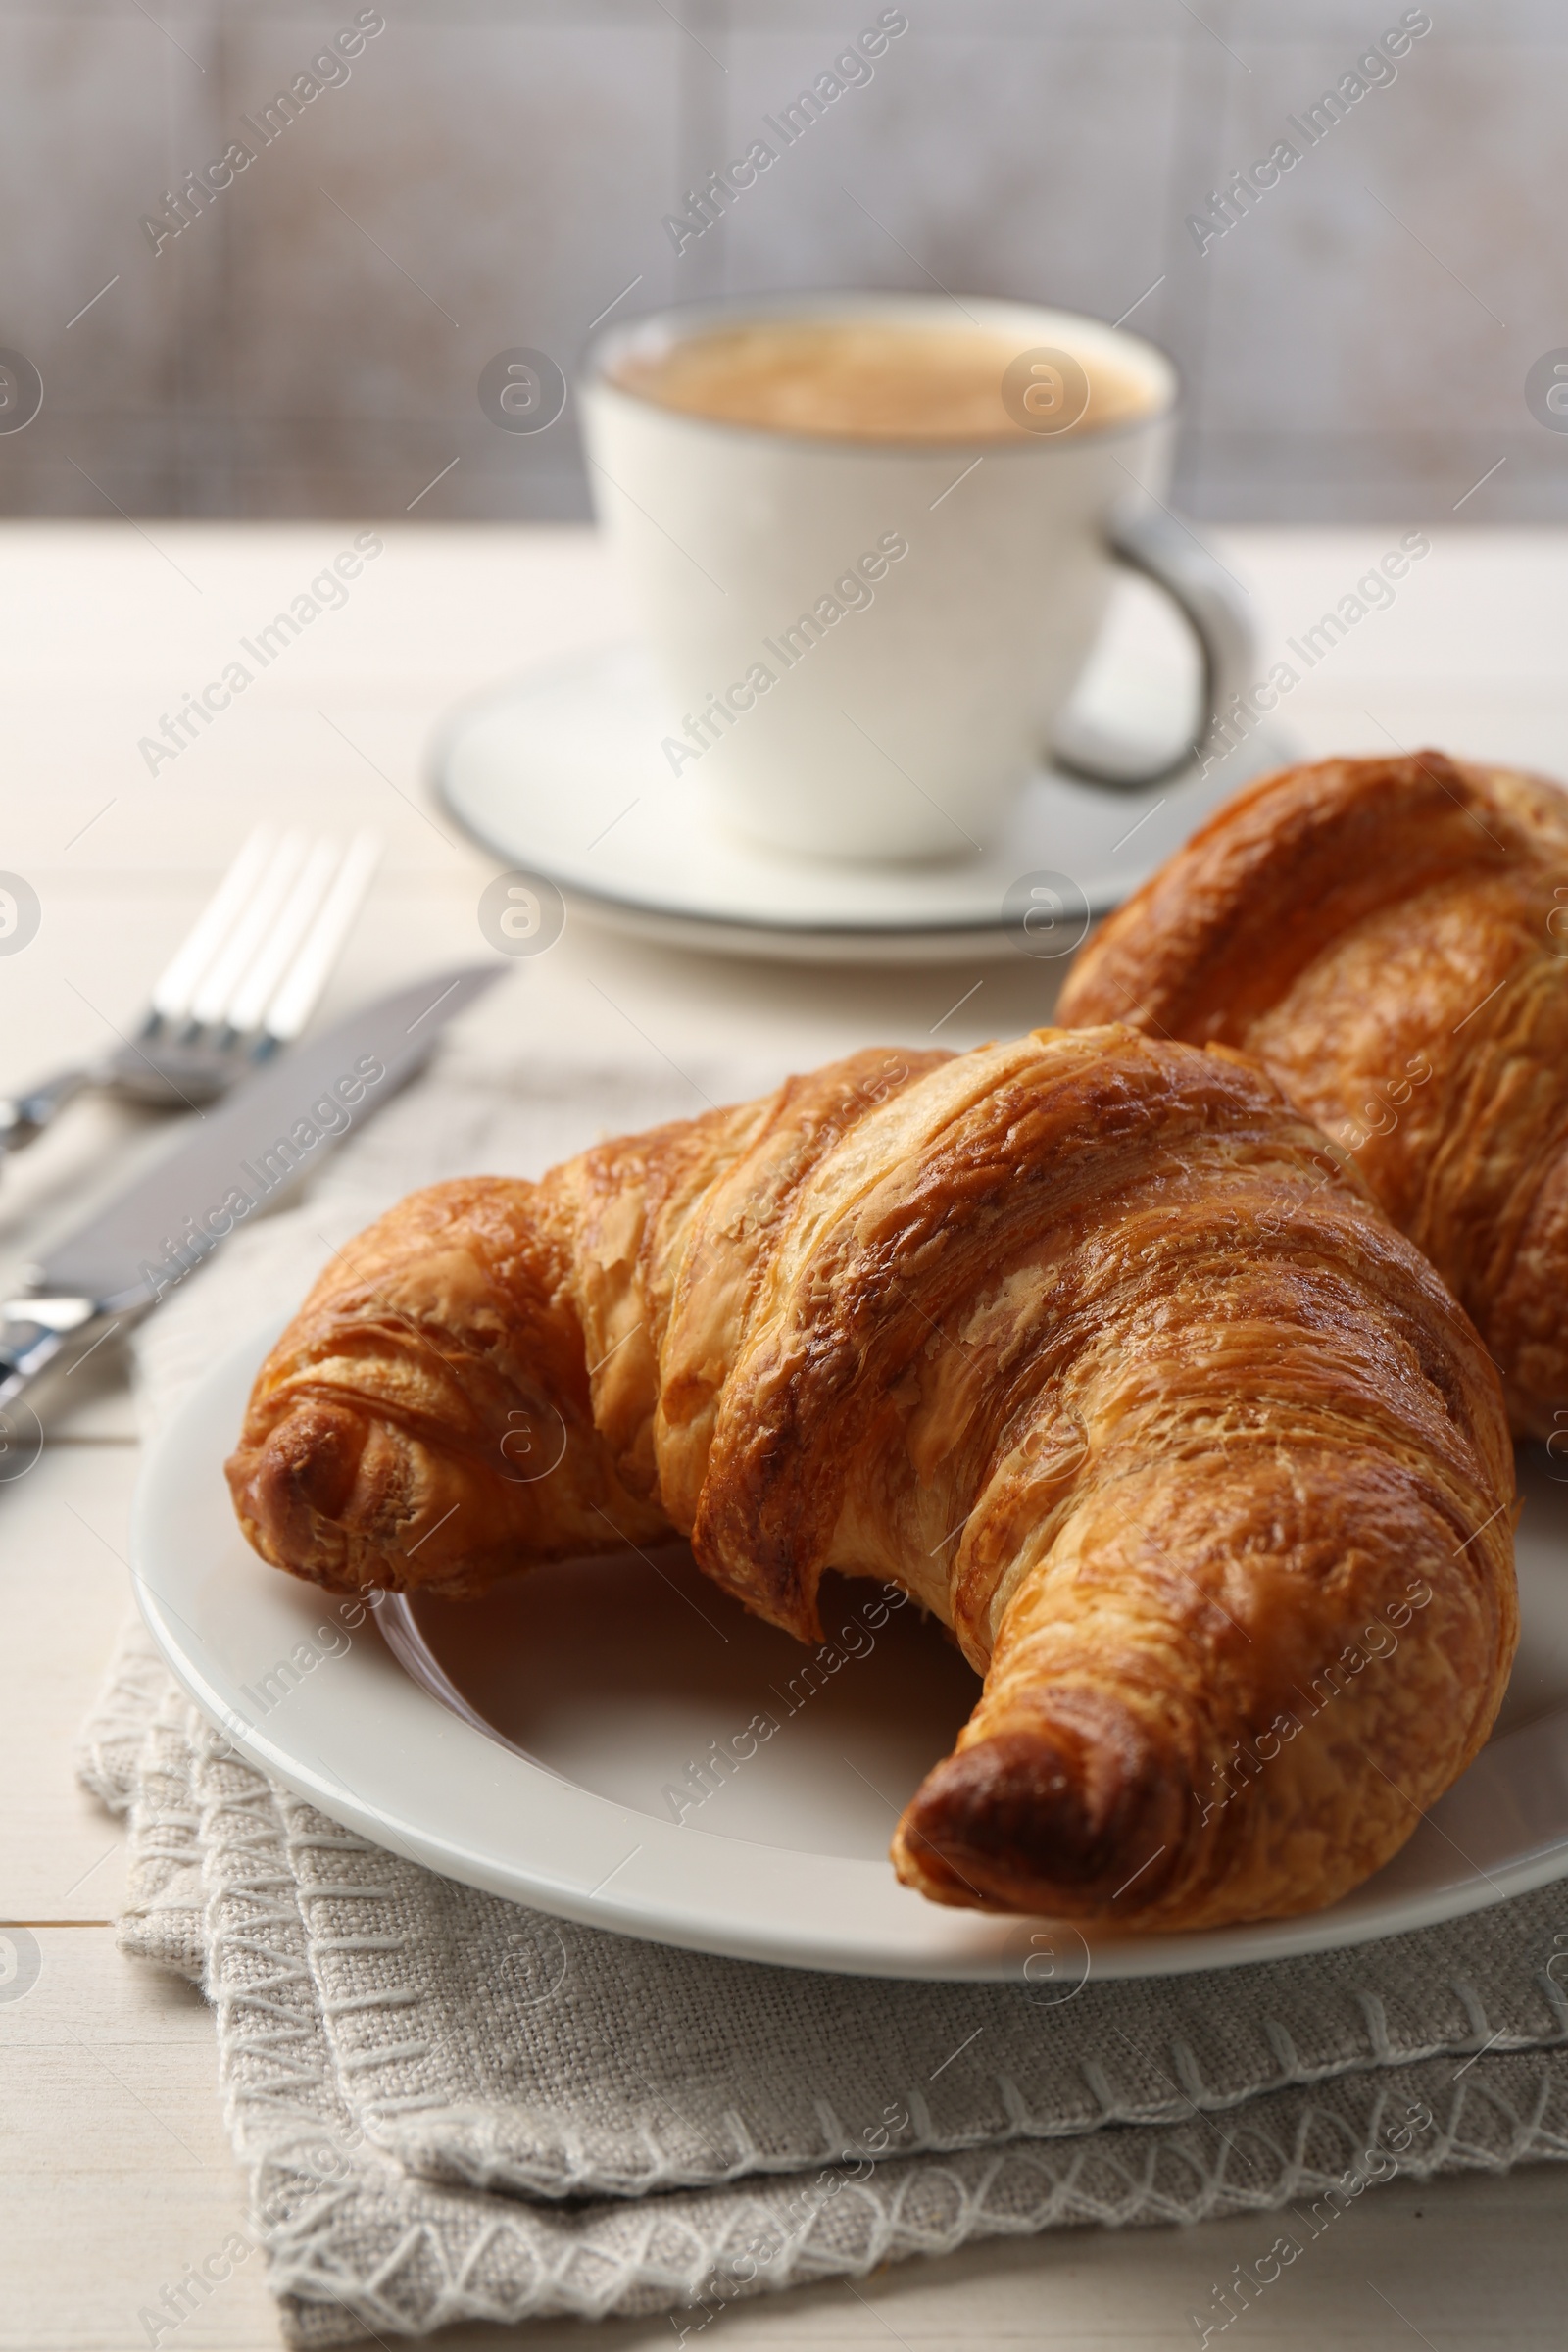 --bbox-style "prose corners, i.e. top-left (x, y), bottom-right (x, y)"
top-left (432, 644), bottom-right (1291, 964)
top-left (132, 1319), bottom-right (1568, 1982)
